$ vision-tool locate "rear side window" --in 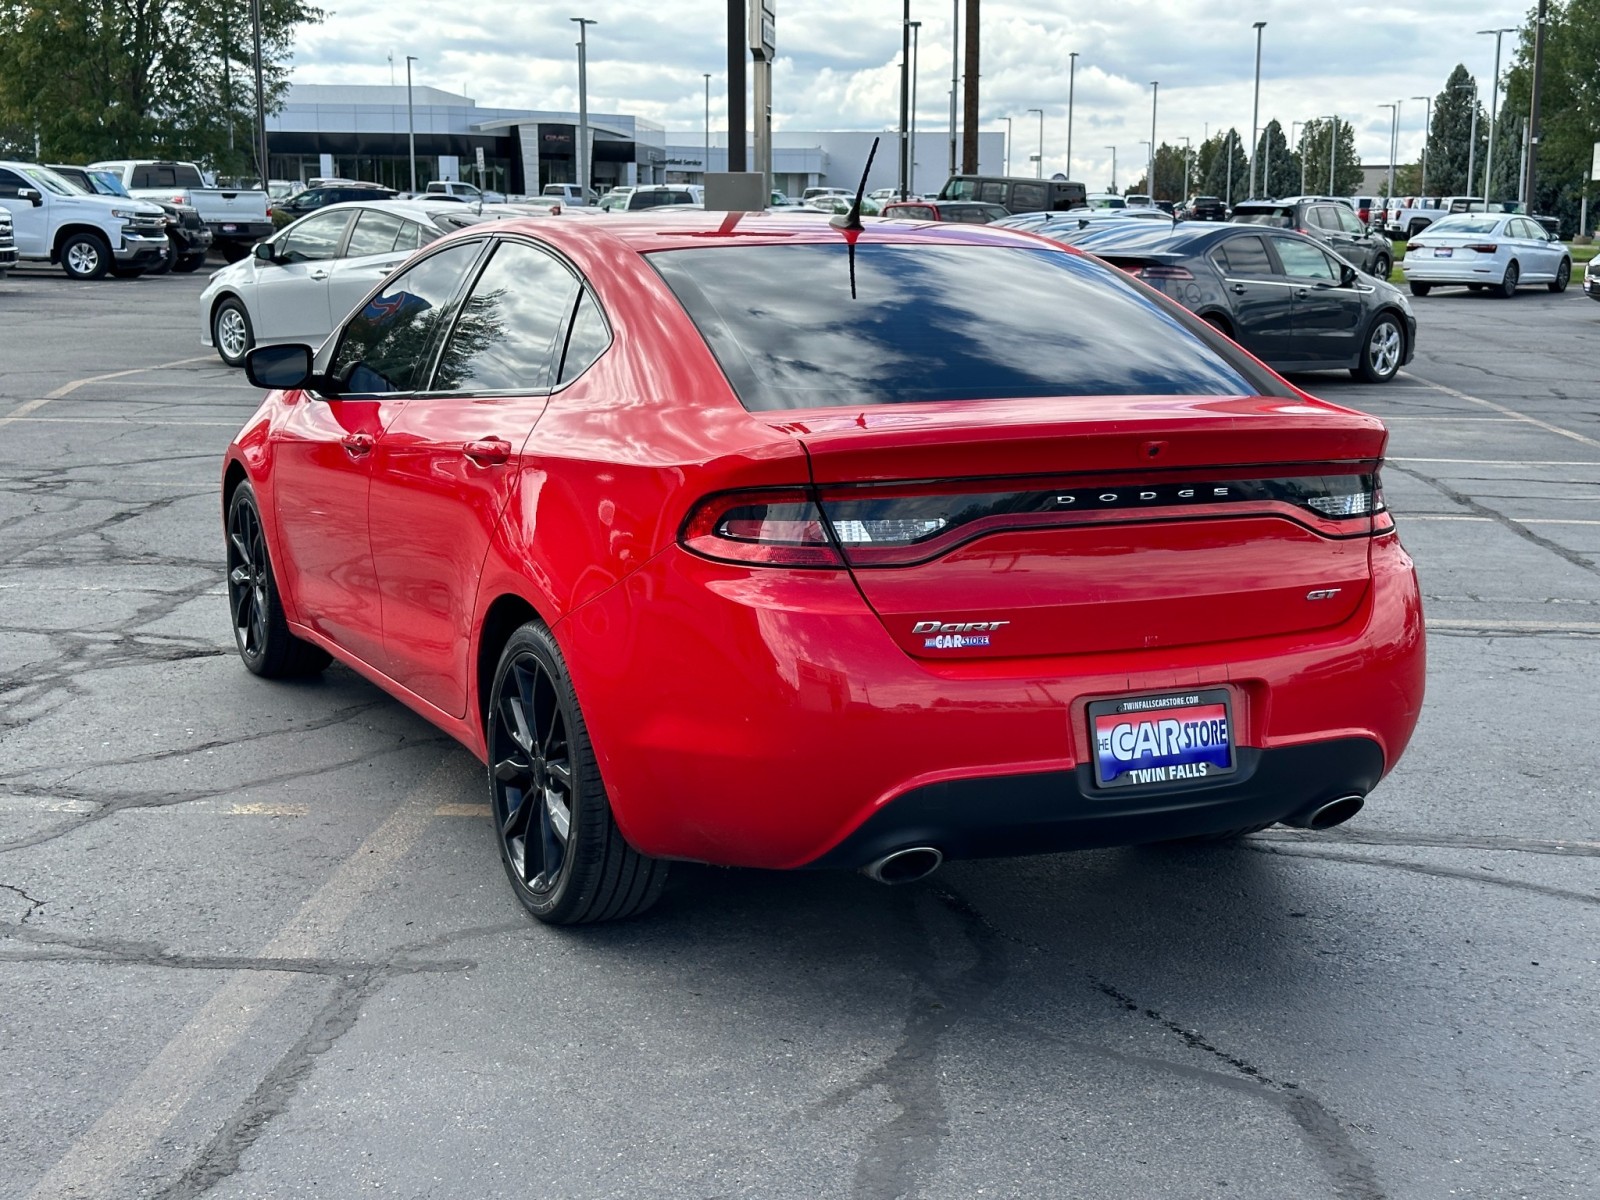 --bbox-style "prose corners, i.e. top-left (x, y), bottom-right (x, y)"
top-left (1233, 208), bottom-right (1293, 228)
top-left (1213, 234), bottom-right (1275, 277)
top-left (651, 243), bottom-right (1261, 411)
top-left (330, 242), bottom-right (483, 394)
top-left (345, 210), bottom-right (409, 257)
top-left (978, 181), bottom-right (1007, 204)
top-left (431, 240), bottom-right (581, 392)
top-left (1011, 182), bottom-right (1046, 210)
